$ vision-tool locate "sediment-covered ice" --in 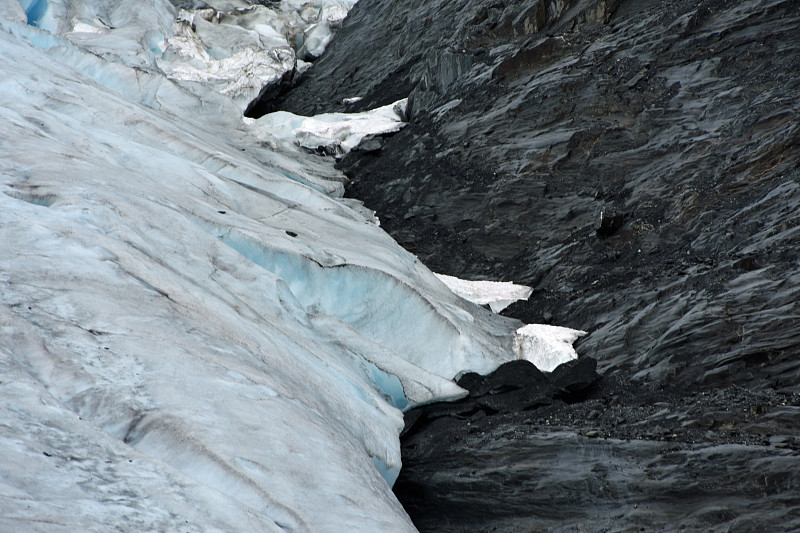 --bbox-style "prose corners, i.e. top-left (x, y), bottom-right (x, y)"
top-left (0, 1), bottom-right (582, 530)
